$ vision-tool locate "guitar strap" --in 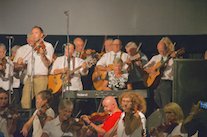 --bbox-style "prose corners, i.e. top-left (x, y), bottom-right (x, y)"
top-left (120, 51), bottom-right (123, 59)
top-left (72, 56), bottom-right (75, 70)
